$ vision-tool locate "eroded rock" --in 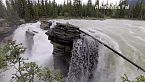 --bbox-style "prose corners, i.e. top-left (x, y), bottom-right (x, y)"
top-left (40, 20), bottom-right (52, 30)
top-left (46, 22), bottom-right (81, 76)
